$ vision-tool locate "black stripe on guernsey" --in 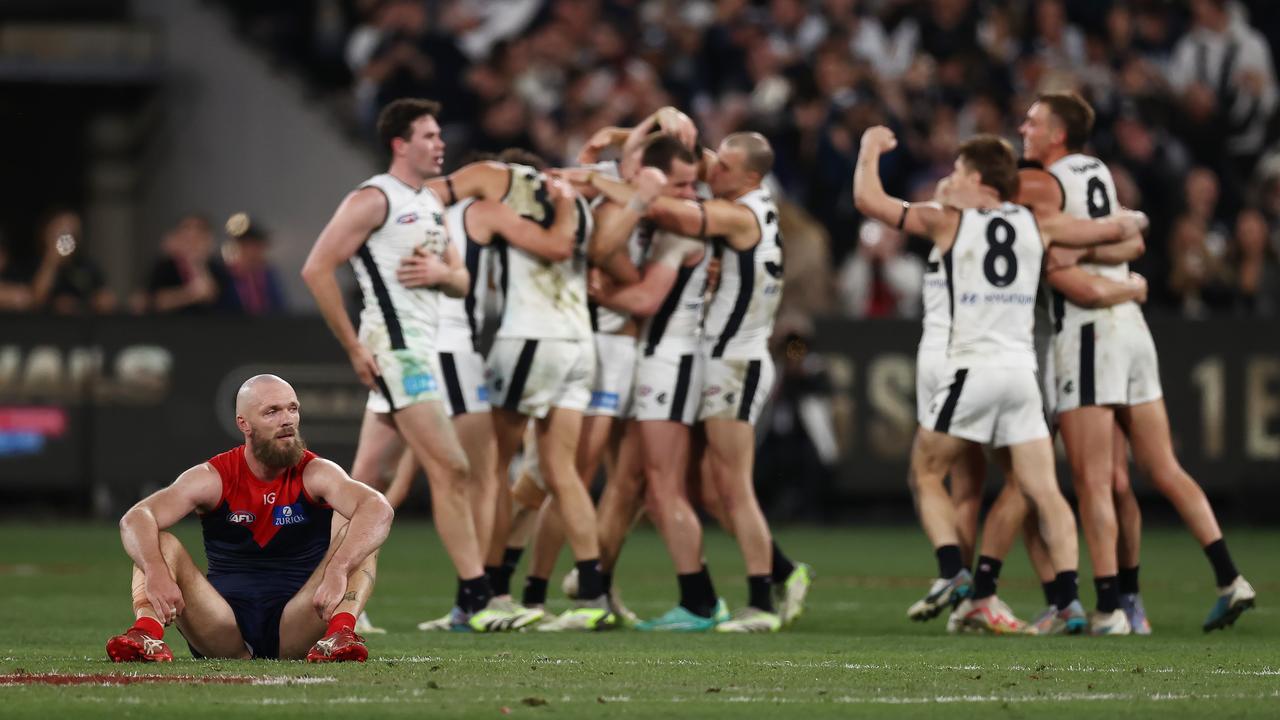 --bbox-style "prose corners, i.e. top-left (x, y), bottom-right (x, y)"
top-left (1052, 290), bottom-right (1066, 334)
top-left (712, 245), bottom-right (755, 359)
top-left (1080, 322), bottom-right (1096, 406)
top-left (360, 185), bottom-right (391, 233)
top-left (925, 260), bottom-right (940, 273)
top-left (439, 352), bottom-right (467, 416)
top-left (941, 248), bottom-right (956, 349)
top-left (503, 340), bottom-right (539, 411)
top-left (497, 239), bottom-right (510, 302)
top-left (933, 369), bottom-right (968, 433)
top-left (588, 300), bottom-right (600, 333)
top-left (463, 239), bottom-right (483, 351)
top-left (645, 264), bottom-right (696, 356)
top-left (670, 354), bottom-right (695, 422)
top-left (738, 360), bottom-right (762, 422)
top-left (1050, 172), bottom-right (1067, 212)
top-left (373, 375), bottom-right (398, 413)
top-left (356, 243), bottom-right (405, 350)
